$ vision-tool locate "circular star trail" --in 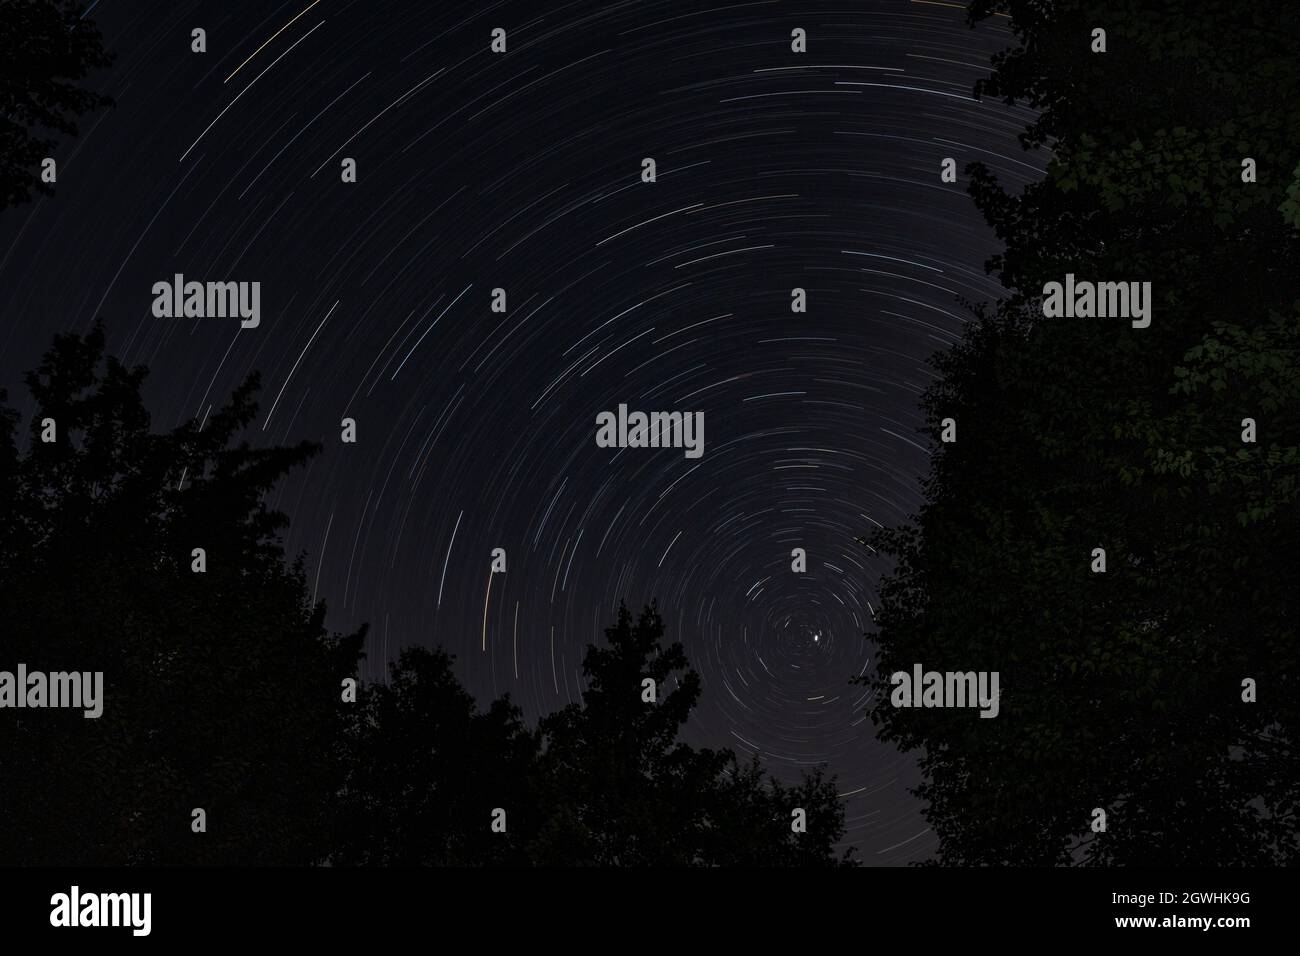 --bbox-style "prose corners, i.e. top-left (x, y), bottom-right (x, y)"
top-left (0, 0), bottom-right (1043, 861)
